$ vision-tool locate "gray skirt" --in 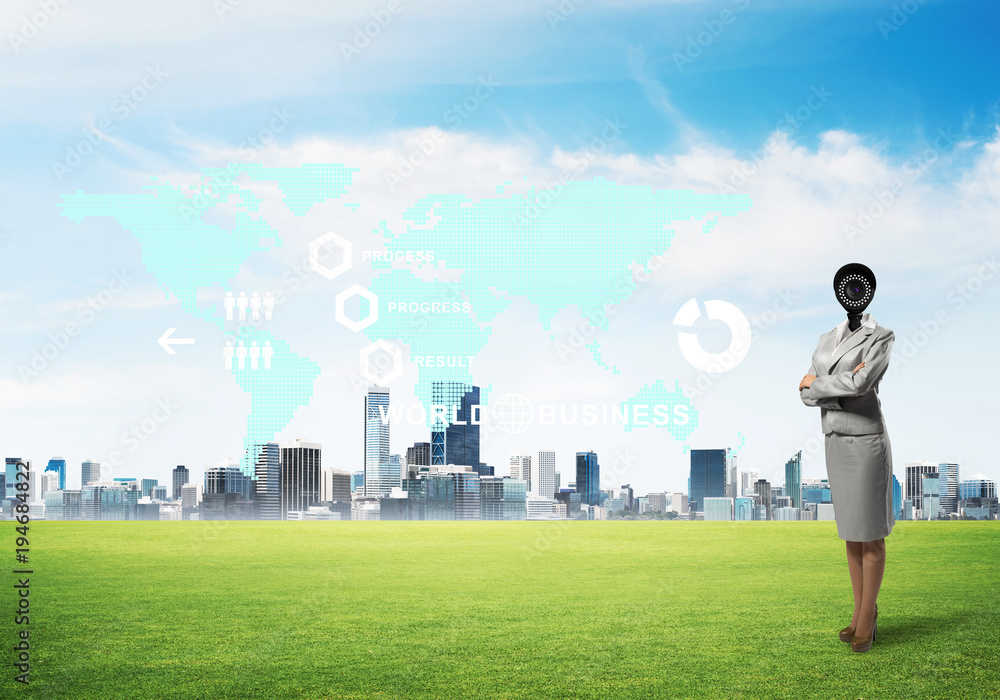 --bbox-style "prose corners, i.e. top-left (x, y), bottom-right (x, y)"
top-left (824, 430), bottom-right (895, 541)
